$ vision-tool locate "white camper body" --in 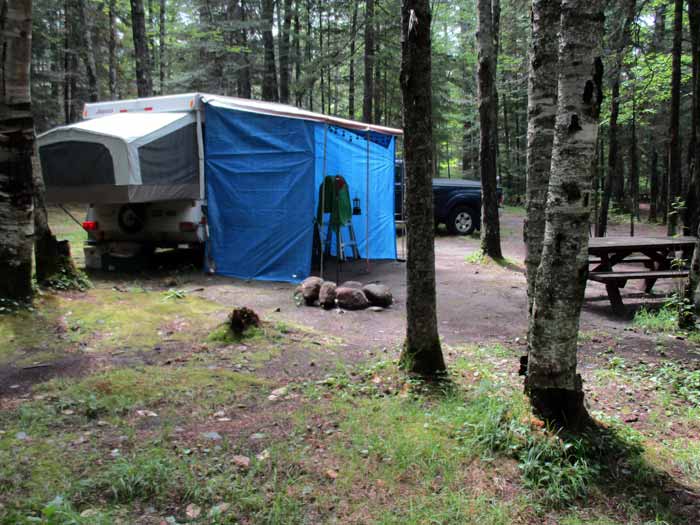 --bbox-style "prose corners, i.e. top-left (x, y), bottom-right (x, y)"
top-left (37, 94), bottom-right (208, 269)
